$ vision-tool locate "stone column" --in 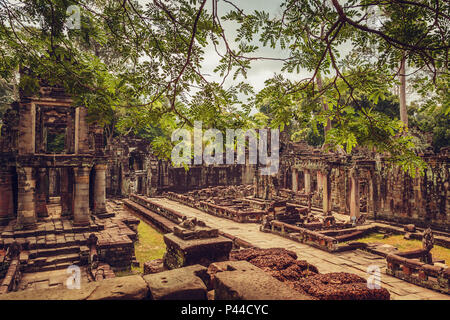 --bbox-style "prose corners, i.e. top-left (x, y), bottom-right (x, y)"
top-left (73, 167), bottom-right (91, 226)
top-left (48, 168), bottom-right (57, 196)
top-left (18, 102), bottom-right (35, 155)
top-left (36, 168), bottom-right (49, 218)
top-left (93, 164), bottom-right (107, 215)
top-left (350, 168), bottom-right (360, 220)
top-left (304, 169), bottom-right (311, 194)
top-left (76, 107), bottom-right (90, 154)
top-left (317, 171), bottom-right (322, 192)
top-left (367, 170), bottom-right (376, 219)
top-left (60, 168), bottom-right (73, 217)
top-left (322, 169), bottom-right (331, 216)
top-left (292, 168), bottom-right (298, 192)
top-left (17, 167), bottom-right (37, 229)
top-left (0, 170), bottom-right (14, 225)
